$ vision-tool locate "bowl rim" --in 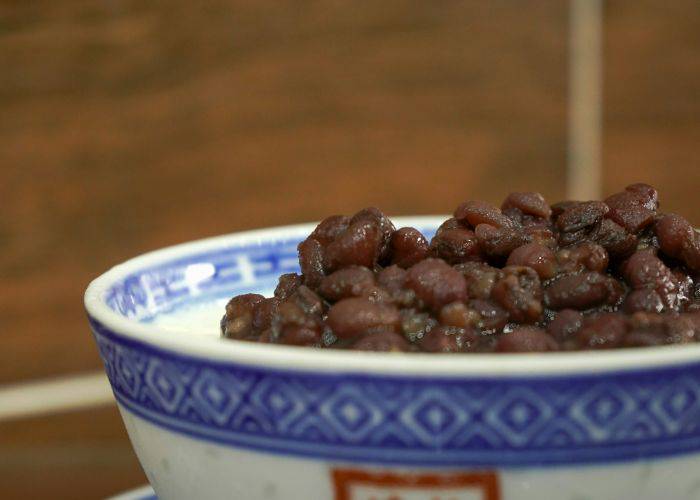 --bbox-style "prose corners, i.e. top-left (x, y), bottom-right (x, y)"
top-left (85, 216), bottom-right (700, 377)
